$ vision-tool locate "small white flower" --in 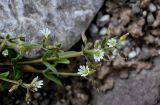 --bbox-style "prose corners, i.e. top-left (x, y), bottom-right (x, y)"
top-left (93, 49), bottom-right (105, 62)
top-left (30, 76), bottom-right (43, 92)
top-left (2, 49), bottom-right (8, 56)
top-left (107, 38), bottom-right (117, 48)
top-left (40, 28), bottom-right (51, 38)
top-left (77, 65), bottom-right (90, 77)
